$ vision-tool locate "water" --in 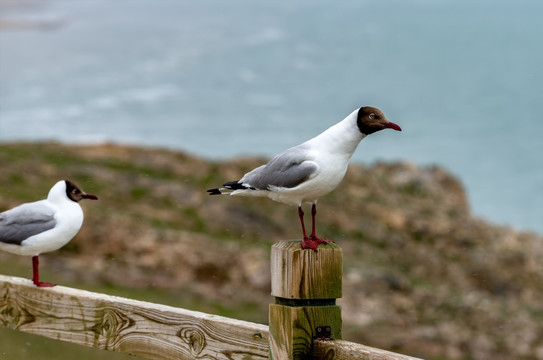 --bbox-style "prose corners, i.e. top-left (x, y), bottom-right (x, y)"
top-left (0, 0), bottom-right (542, 233)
